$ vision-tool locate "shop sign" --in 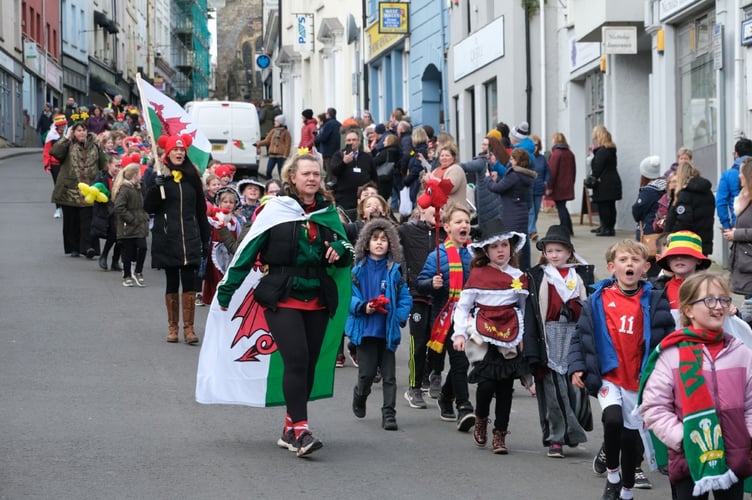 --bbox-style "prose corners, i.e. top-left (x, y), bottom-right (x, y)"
top-left (602, 27), bottom-right (637, 54)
